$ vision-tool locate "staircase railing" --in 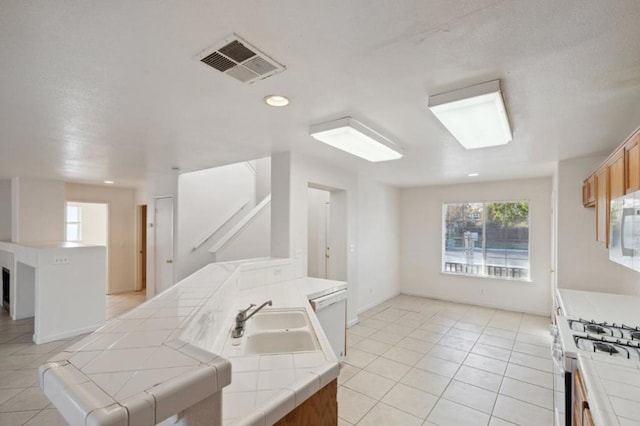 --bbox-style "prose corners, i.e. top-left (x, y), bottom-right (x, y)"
top-left (192, 199), bottom-right (249, 251)
top-left (209, 194), bottom-right (271, 255)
